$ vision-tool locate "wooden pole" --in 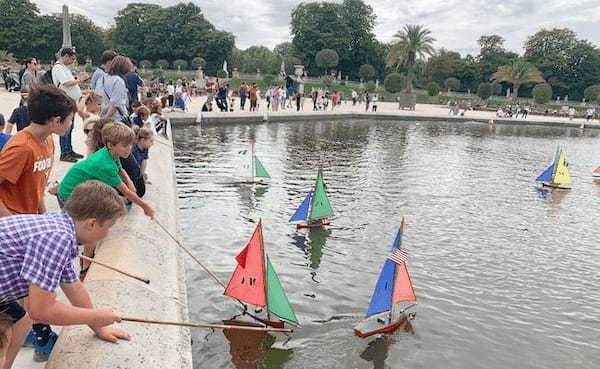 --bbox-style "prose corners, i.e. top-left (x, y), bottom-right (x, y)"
top-left (121, 317), bottom-right (293, 333)
top-left (154, 219), bottom-right (226, 288)
top-left (79, 255), bottom-right (150, 284)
